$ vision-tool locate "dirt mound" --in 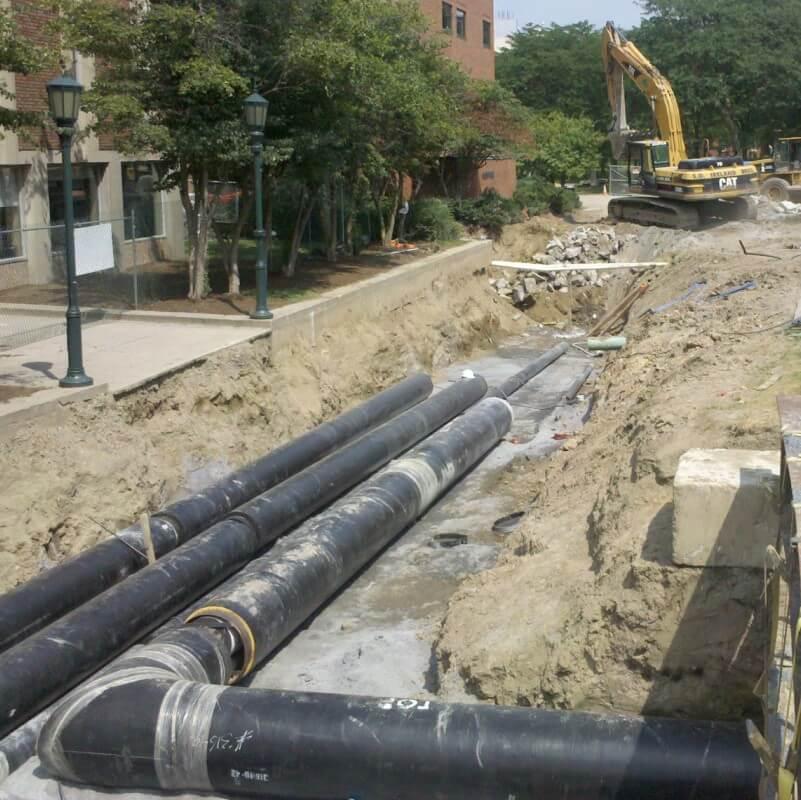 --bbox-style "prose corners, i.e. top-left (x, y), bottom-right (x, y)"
top-left (0, 269), bottom-right (524, 591)
top-left (437, 219), bottom-right (801, 720)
